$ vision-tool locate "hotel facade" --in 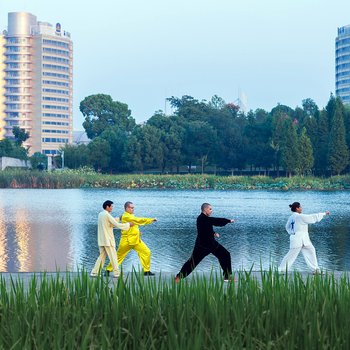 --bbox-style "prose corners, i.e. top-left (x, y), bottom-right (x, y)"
top-left (0, 12), bottom-right (73, 155)
top-left (336, 25), bottom-right (350, 105)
